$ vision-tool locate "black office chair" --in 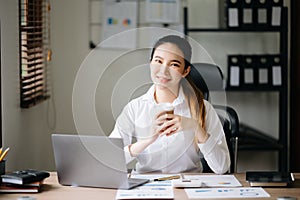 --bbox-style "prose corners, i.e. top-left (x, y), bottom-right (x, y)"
top-left (189, 63), bottom-right (239, 173)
